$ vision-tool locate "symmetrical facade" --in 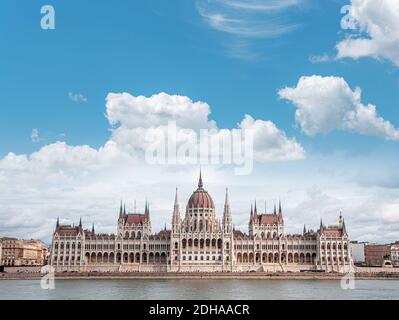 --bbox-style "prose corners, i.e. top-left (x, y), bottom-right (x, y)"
top-left (50, 173), bottom-right (353, 273)
top-left (0, 237), bottom-right (48, 266)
